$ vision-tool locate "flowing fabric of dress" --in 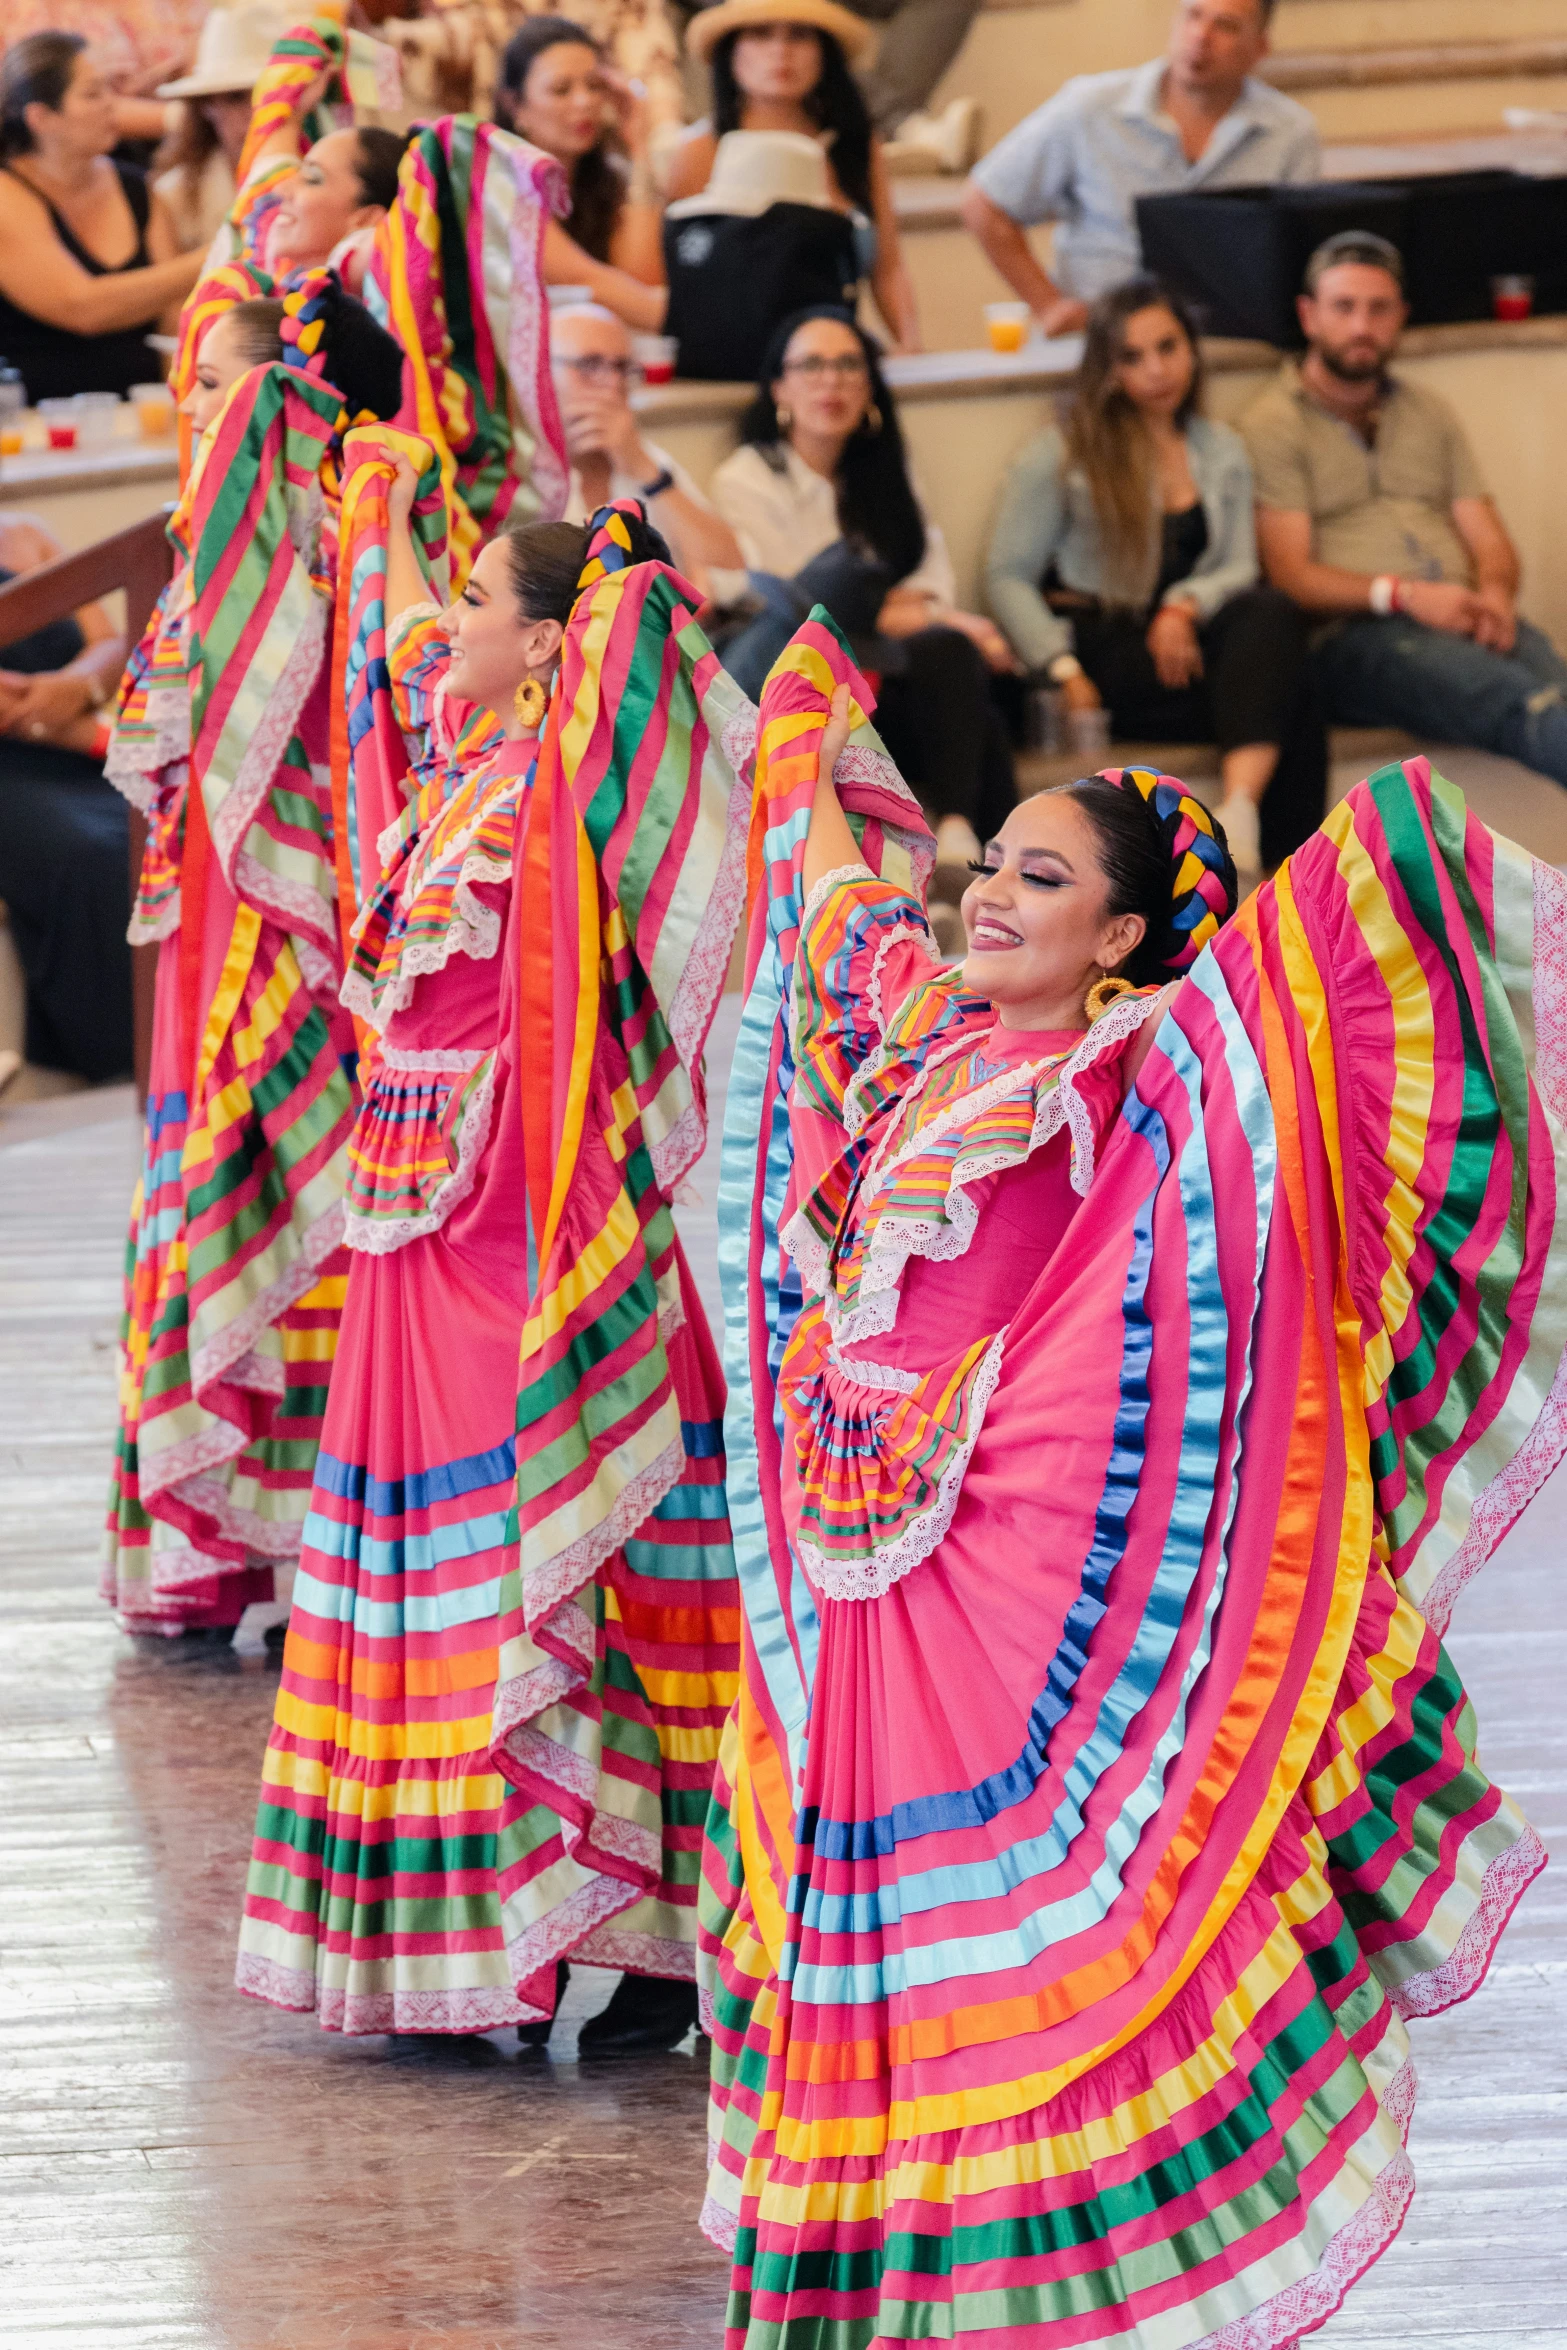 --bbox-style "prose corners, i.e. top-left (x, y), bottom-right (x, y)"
top-left (699, 613), bottom-right (1562, 2347)
top-left (237, 521), bottom-right (754, 2029)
